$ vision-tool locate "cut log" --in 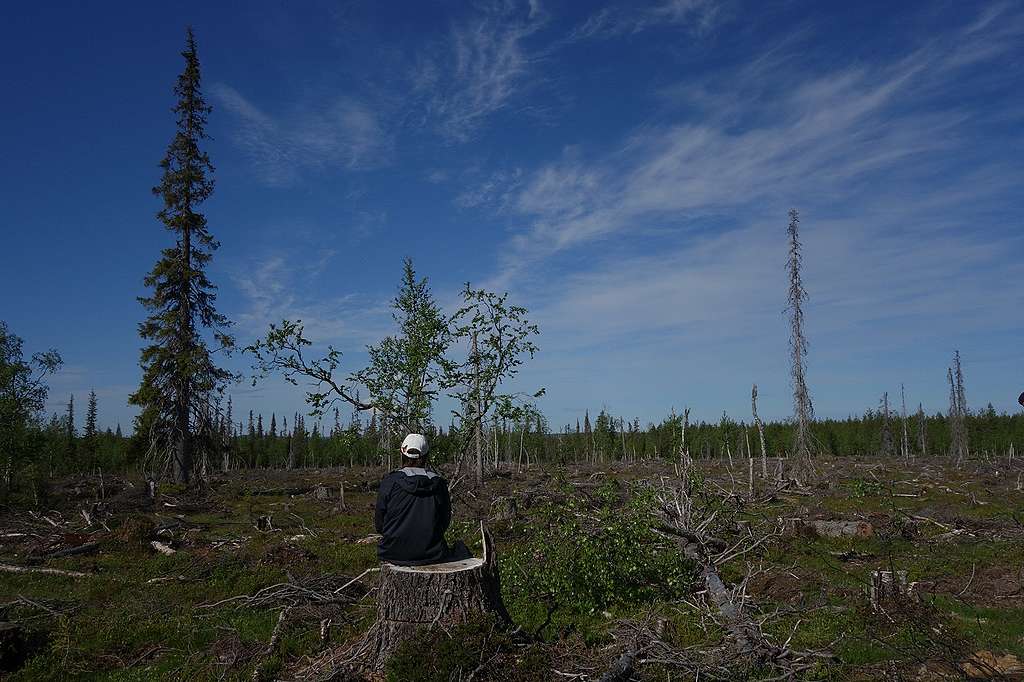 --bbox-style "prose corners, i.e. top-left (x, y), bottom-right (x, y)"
top-left (813, 520), bottom-right (873, 538)
top-left (0, 563), bottom-right (89, 579)
top-left (357, 522), bottom-right (510, 671)
top-left (784, 518), bottom-right (873, 539)
top-left (150, 541), bottom-right (176, 556)
top-left (45, 541), bottom-right (100, 559)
